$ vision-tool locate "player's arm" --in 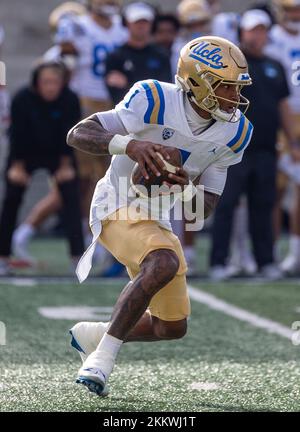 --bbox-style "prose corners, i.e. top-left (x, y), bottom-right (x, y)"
top-left (166, 168), bottom-right (220, 219)
top-left (67, 113), bottom-right (173, 179)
